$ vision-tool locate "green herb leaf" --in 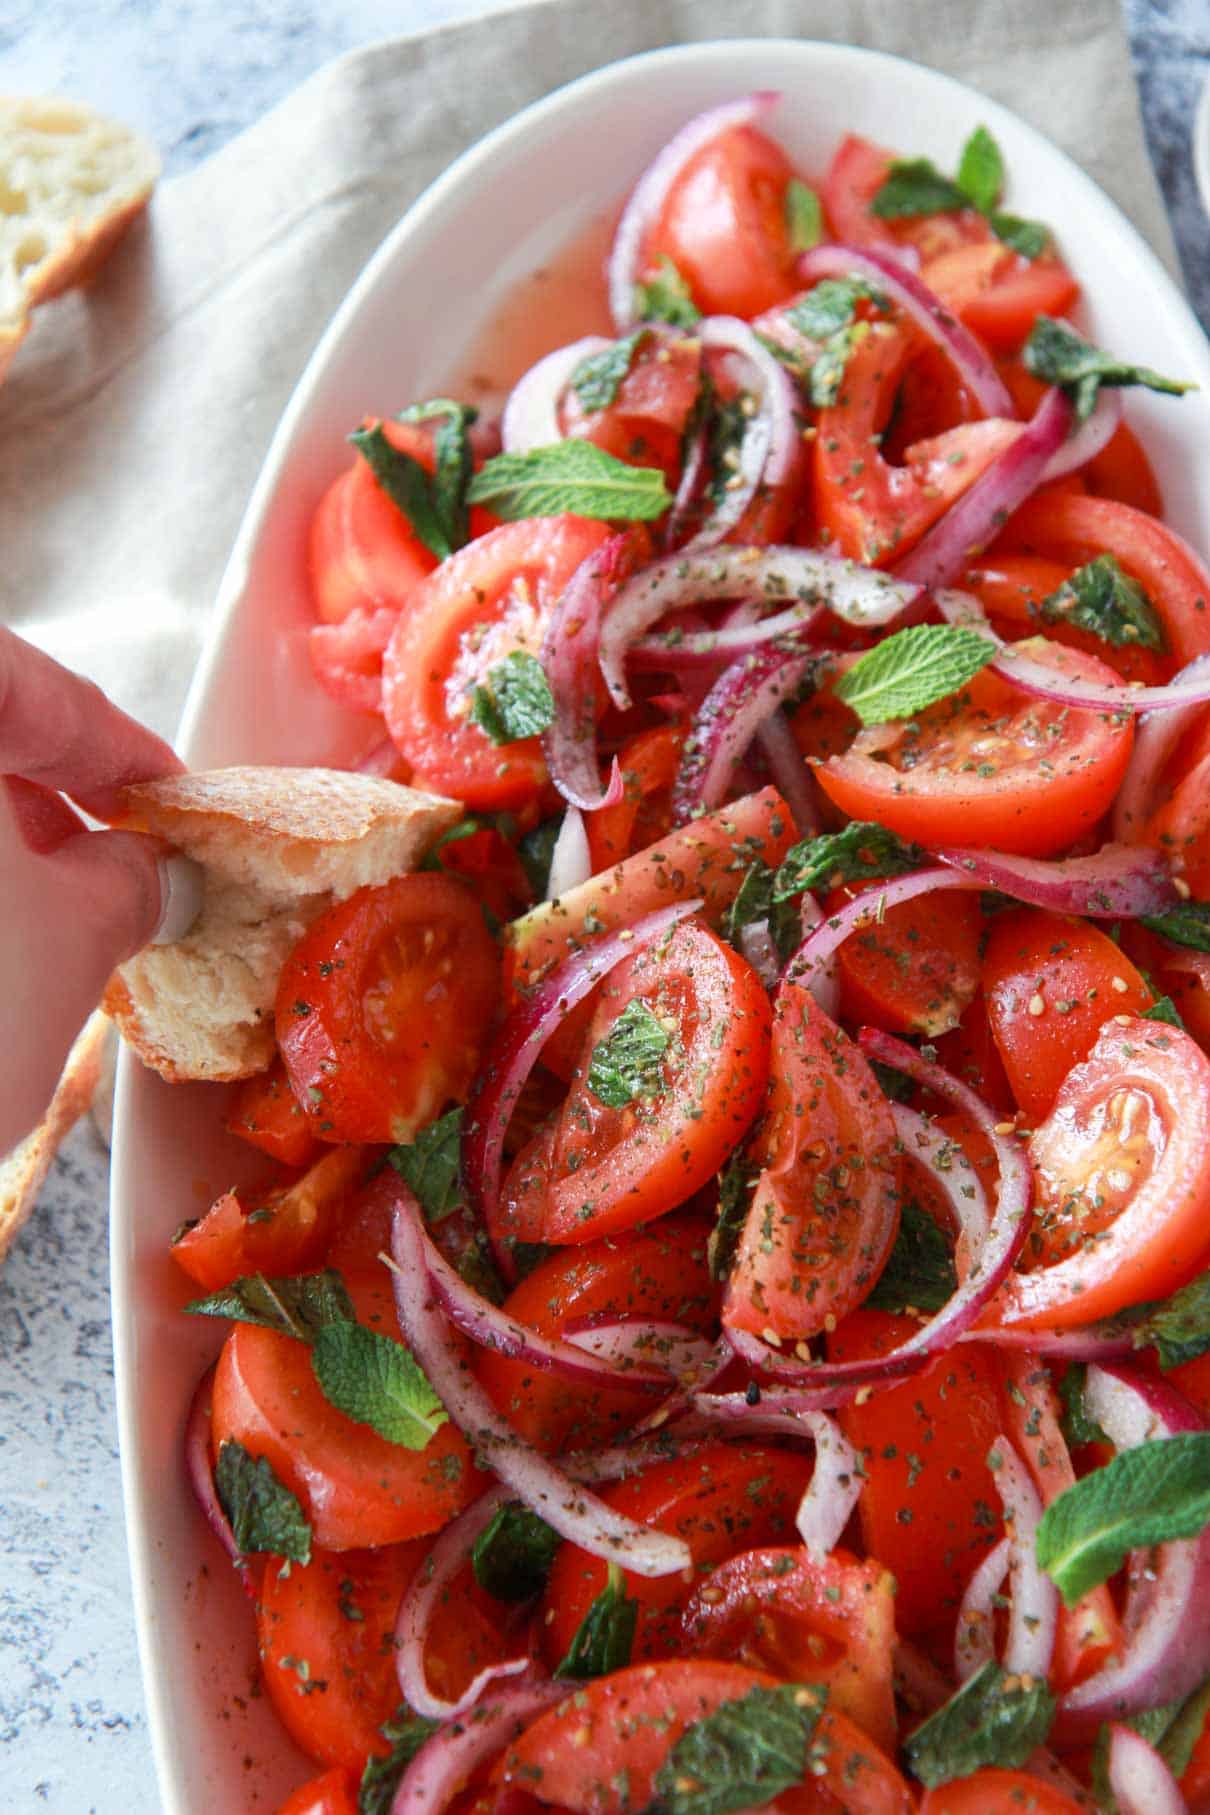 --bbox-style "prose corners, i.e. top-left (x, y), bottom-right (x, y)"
top-left (185, 1269), bottom-right (354, 1342)
top-left (869, 1058), bottom-right (915, 1104)
top-left (359, 1705), bottom-right (441, 1815)
top-left (1090, 1674), bottom-right (1210, 1811)
top-left (784, 178), bottom-right (824, 252)
top-left (471, 1500), bottom-right (560, 1603)
top-left (634, 255), bottom-right (702, 328)
top-left (903, 1662), bottom-right (1055, 1788)
top-left (1036, 1433), bottom-right (1210, 1604)
top-left (554, 1562), bottom-right (638, 1679)
top-left (419, 816), bottom-right (485, 872)
top-left (350, 400), bottom-right (476, 562)
top-left (1057, 1364), bottom-right (1110, 1449)
top-left (1023, 316), bottom-right (1195, 422)
top-left (870, 156), bottom-right (967, 219)
top-left (214, 1440), bottom-right (312, 1568)
top-left (833, 623), bottom-right (998, 726)
top-left (650, 1681), bottom-right (828, 1815)
top-left (398, 397), bottom-right (477, 554)
top-left (806, 331), bottom-right (860, 409)
top-left (956, 126), bottom-right (1004, 214)
top-left (1144, 994), bottom-right (1184, 1029)
top-left (388, 1109), bottom-right (465, 1223)
top-left (467, 440), bottom-right (671, 523)
top-left (709, 1152), bottom-right (757, 1282)
top-left (865, 1198), bottom-right (957, 1314)
top-left (988, 211), bottom-right (1049, 259)
top-left (1133, 1268), bottom-right (1210, 1370)
top-left (311, 1321), bottom-right (447, 1450)
top-left (773, 820), bottom-right (923, 904)
top-left (469, 650), bottom-right (556, 746)
top-left (1139, 901), bottom-right (1210, 953)
top-left (1040, 554), bottom-right (1166, 653)
top-left (517, 814), bottom-right (562, 899)
top-left (586, 998), bottom-right (671, 1108)
top-left (571, 331), bottom-right (646, 413)
top-left (722, 860), bottom-right (802, 967)
top-left (1159, 1674), bottom-right (1210, 1778)
top-left (788, 278), bottom-right (883, 343)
